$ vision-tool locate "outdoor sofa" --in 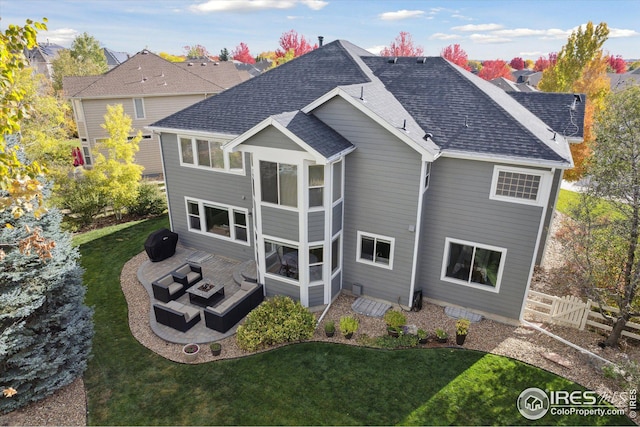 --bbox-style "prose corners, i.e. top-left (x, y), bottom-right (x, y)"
top-left (204, 282), bottom-right (264, 333)
top-left (153, 300), bottom-right (201, 332)
top-left (152, 263), bottom-right (202, 303)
